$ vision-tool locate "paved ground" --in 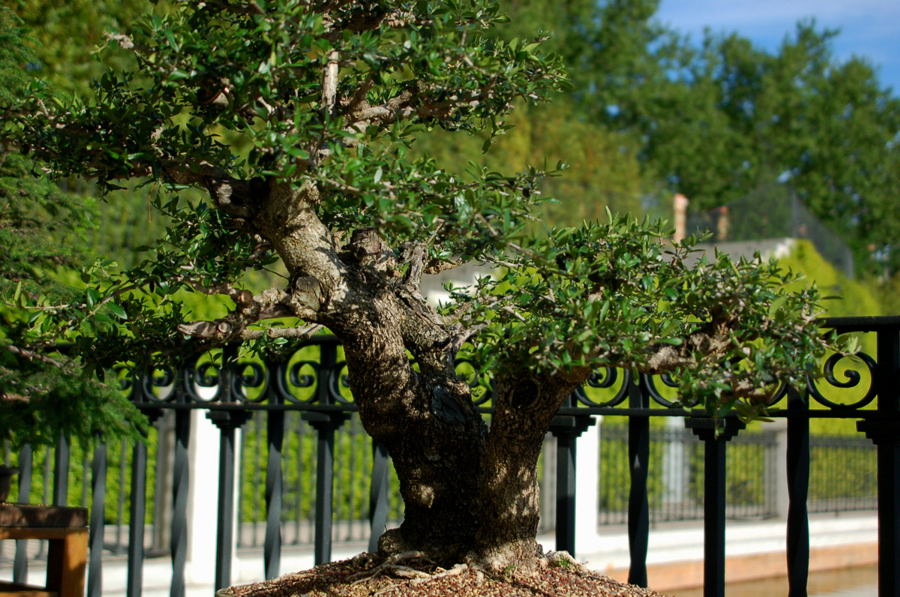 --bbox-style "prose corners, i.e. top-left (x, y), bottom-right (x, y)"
top-left (0, 512), bottom-right (878, 596)
top-left (814, 588), bottom-right (876, 597)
